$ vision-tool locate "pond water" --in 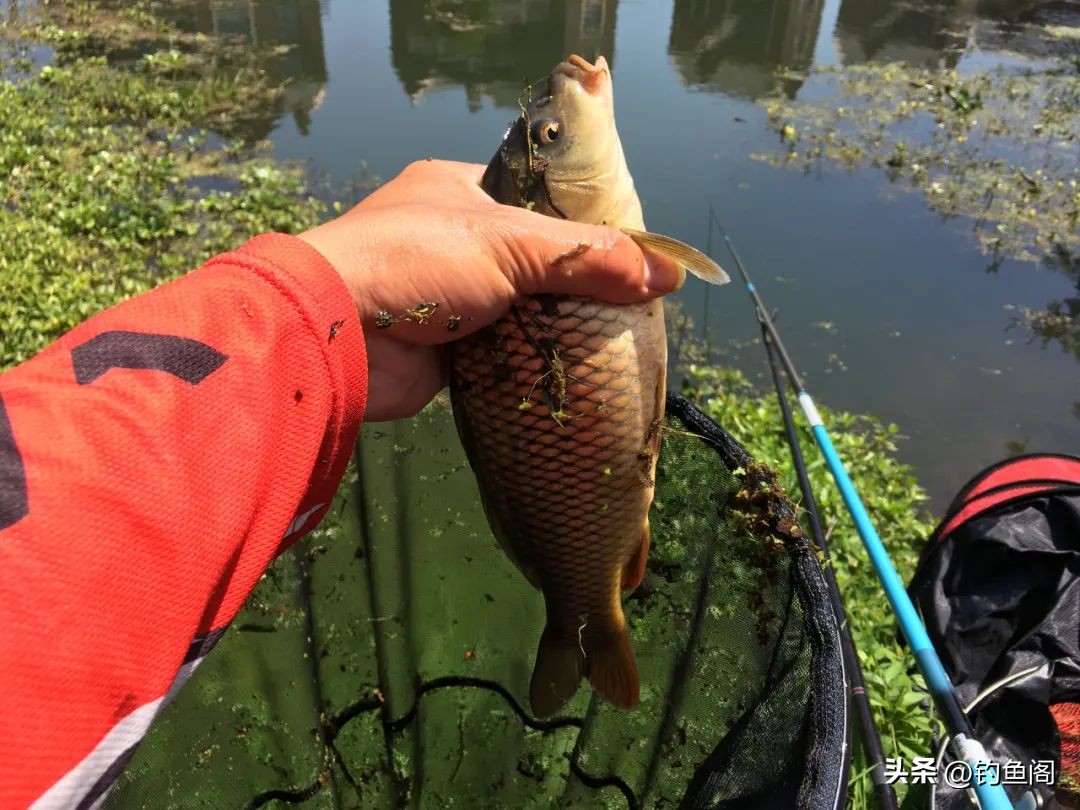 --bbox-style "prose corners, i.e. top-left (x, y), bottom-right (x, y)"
top-left (175, 0), bottom-right (1077, 512)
